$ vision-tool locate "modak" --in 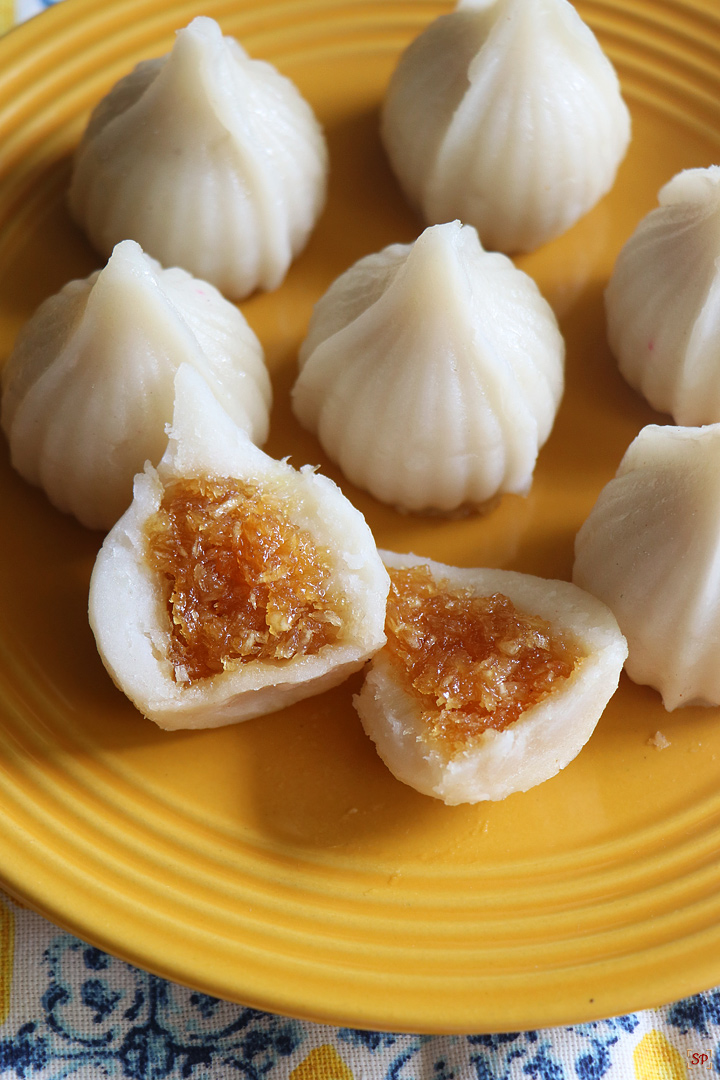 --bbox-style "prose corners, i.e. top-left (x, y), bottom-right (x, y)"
top-left (292, 221), bottom-right (564, 513)
top-left (69, 17), bottom-right (328, 299)
top-left (355, 551), bottom-right (627, 803)
top-left (1, 240), bottom-right (270, 530)
top-left (381, 0), bottom-right (630, 253)
top-left (89, 366), bottom-right (390, 729)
